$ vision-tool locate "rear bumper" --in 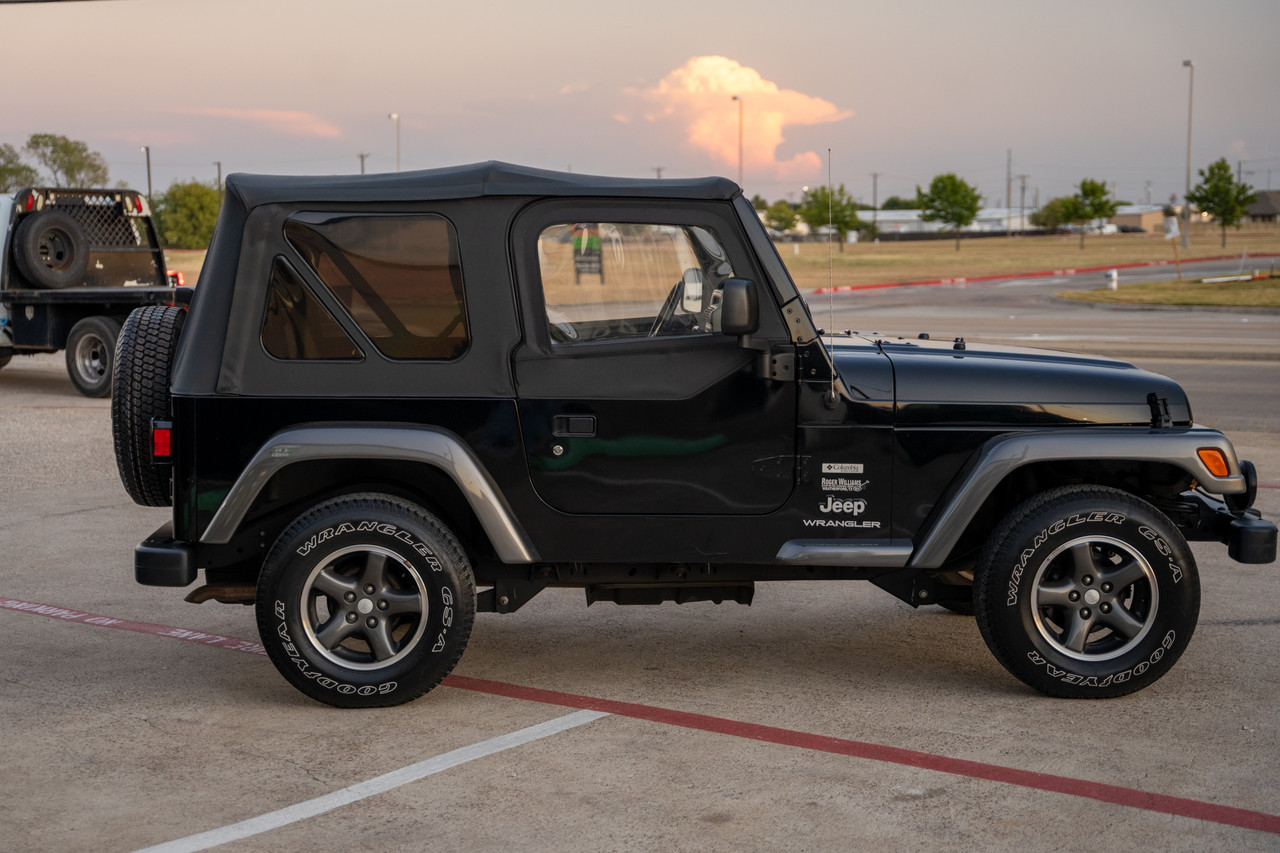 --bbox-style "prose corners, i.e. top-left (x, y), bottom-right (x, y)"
top-left (136, 522), bottom-right (197, 586)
